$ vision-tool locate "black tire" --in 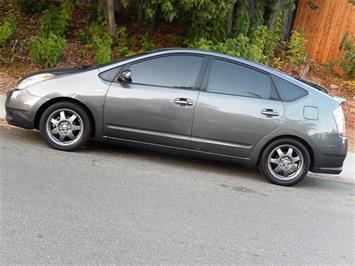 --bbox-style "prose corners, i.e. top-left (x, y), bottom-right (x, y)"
top-left (259, 138), bottom-right (310, 186)
top-left (39, 101), bottom-right (91, 151)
